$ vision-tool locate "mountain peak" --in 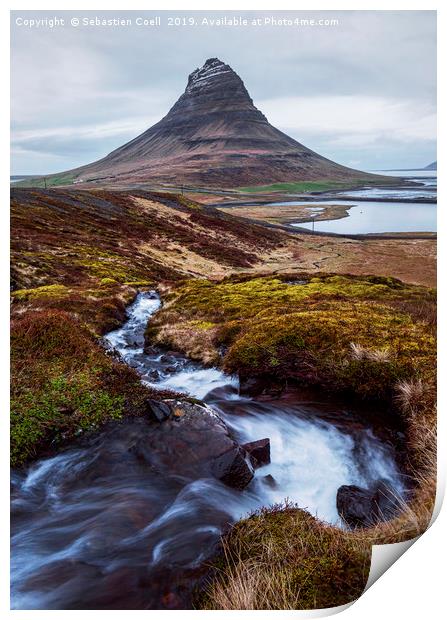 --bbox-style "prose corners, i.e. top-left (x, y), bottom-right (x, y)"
top-left (45, 58), bottom-right (372, 188)
top-left (185, 57), bottom-right (245, 94)
top-left (165, 57), bottom-right (263, 124)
